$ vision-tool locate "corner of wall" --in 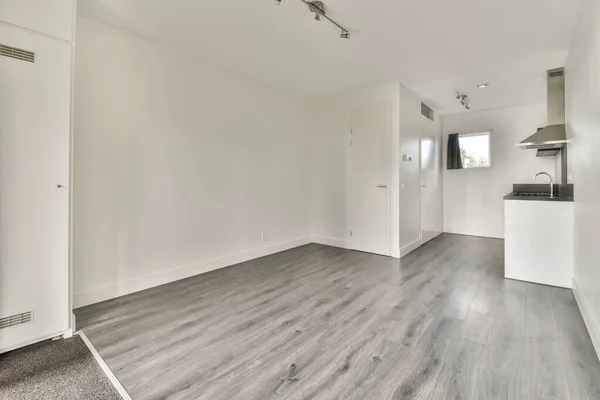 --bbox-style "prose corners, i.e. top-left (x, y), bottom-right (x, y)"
top-left (74, 236), bottom-right (312, 308)
top-left (572, 278), bottom-right (600, 360)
